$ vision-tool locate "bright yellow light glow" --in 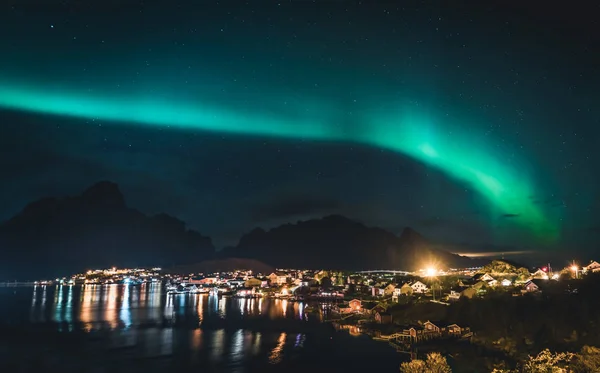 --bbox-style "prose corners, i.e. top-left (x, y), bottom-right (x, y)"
top-left (425, 268), bottom-right (437, 277)
top-left (571, 265), bottom-right (578, 272)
